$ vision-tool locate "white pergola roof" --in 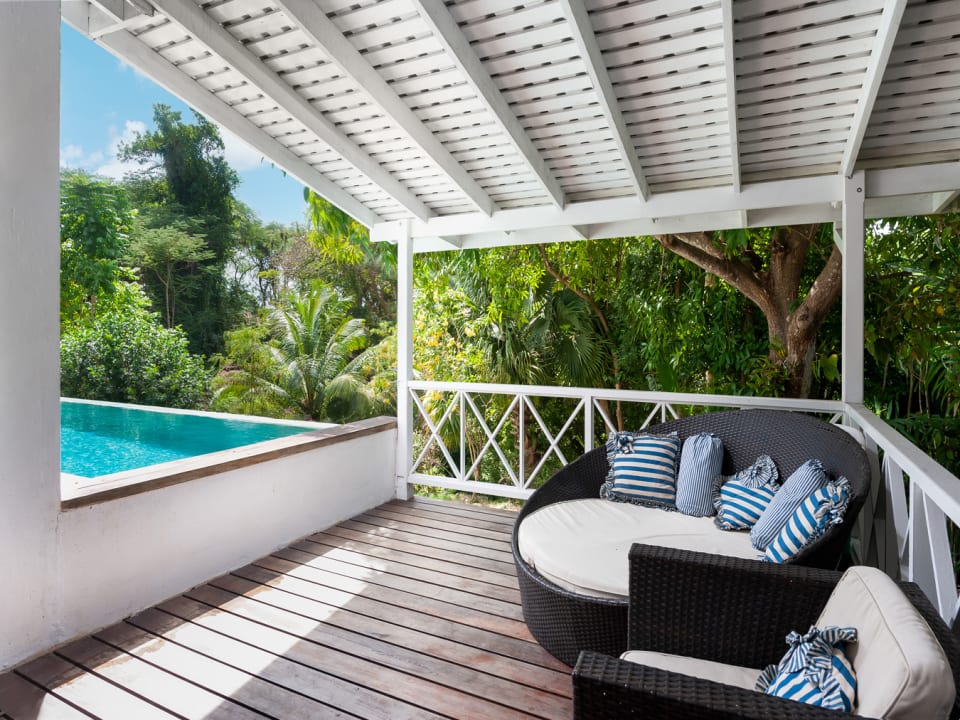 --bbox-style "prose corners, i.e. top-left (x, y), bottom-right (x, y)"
top-left (62, 0), bottom-right (960, 249)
